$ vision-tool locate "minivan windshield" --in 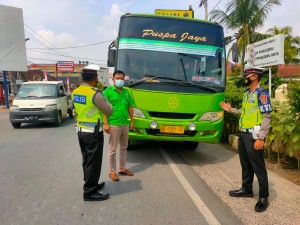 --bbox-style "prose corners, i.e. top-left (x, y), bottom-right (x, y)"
top-left (15, 84), bottom-right (58, 99)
